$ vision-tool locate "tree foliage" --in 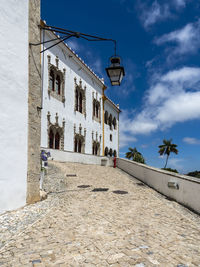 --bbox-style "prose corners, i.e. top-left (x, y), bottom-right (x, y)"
top-left (162, 168), bottom-right (178, 173)
top-left (186, 171), bottom-right (200, 178)
top-left (125, 147), bottom-right (146, 164)
top-left (158, 139), bottom-right (178, 168)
